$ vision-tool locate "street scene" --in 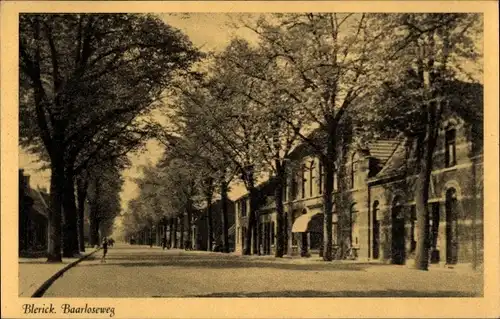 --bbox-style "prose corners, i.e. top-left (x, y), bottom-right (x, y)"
top-left (42, 244), bottom-right (482, 298)
top-left (18, 12), bottom-right (484, 298)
